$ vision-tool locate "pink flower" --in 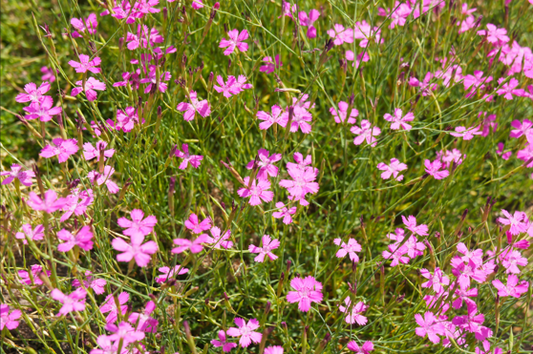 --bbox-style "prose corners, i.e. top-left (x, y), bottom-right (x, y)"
top-left (452, 301), bottom-right (485, 334)
top-left (439, 149), bottom-right (466, 167)
top-left (60, 188), bottom-right (93, 222)
top-left (87, 166), bottom-right (120, 194)
top-left (259, 55), bottom-right (282, 74)
top-left (459, 15), bottom-right (478, 34)
top-left (27, 190), bottom-right (67, 213)
top-left (279, 164), bottom-right (319, 204)
top-left (23, 96), bottom-right (62, 122)
top-left (353, 20), bottom-right (383, 47)
top-left (15, 81), bottom-right (51, 103)
top-left (113, 69), bottom-right (141, 89)
top-left (71, 77), bottom-right (106, 101)
top-left (72, 271), bottom-right (107, 294)
top-left (287, 152), bottom-right (312, 170)
top-left (83, 141), bottom-right (115, 161)
top-left (175, 143), bottom-right (203, 169)
top-left (377, 2), bottom-right (411, 29)
top-left (155, 265), bottom-right (189, 283)
top-left (499, 248), bottom-right (528, 274)
top-left (496, 77), bottom-right (525, 100)
top-left (134, 0), bottom-right (161, 15)
top-left (176, 91), bottom-right (211, 121)
top-left (112, 234), bottom-right (158, 267)
top-left (100, 292), bottom-right (129, 323)
top-left (414, 312), bottom-right (446, 344)
top-left (70, 13), bottom-right (98, 38)
top-left (401, 215), bottom-right (428, 236)
top-left (107, 107), bottom-right (142, 133)
top-left (16, 224), bottom-right (44, 245)
top-left (68, 54), bottom-right (101, 74)
top-left (346, 50), bottom-right (370, 69)
top-left (249, 235), bottom-right (280, 262)
top-left (105, 321), bottom-right (145, 344)
top-left (492, 274), bottom-right (529, 298)
top-left (1, 164), bottom-right (35, 186)
top-left (289, 105), bottom-right (313, 134)
top-left (327, 24), bottom-right (354, 45)
top-left (185, 213), bottom-right (211, 234)
top-left (128, 300), bottom-right (158, 333)
top-left (211, 330), bottom-right (238, 352)
top-left (384, 109), bottom-right (414, 131)
top-left (246, 149), bottom-right (282, 179)
top-left (517, 142), bottom-right (533, 167)
top-left (333, 238), bottom-right (362, 262)
top-left (206, 226), bottom-right (233, 249)
top-left (510, 119), bottom-right (532, 138)
top-left (463, 71), bottom-right (493, 97)
top-left (118, 209), bottom-right (157, 238)
top-left (298, 10), bottom-right (320, 38)
top-left (351, 120), bottom-right (381, 146)
top-left (18, 264), bottom-right (50, 285)
top-left (227, 317), bottom-right (262, 348)
top-left (41, 66), bottom-right (56, 83)
top-left (238, 177), bottom-right (274, 206)
top-left (347, 341), bottom-right (374, 354)
top-left (0, 305), bottom-right (22, 330)
top-left (272, 201), bottom-right (297, 224)
top-left (214, 75), bottom-right (253, 97)
top-left (265, 346), bottom-right (284, 354)
top-left (257, 105), bottom-right (288, 130)
top-left (57, 226), bottom-right (94, 252)
top-left (424, 159), bottom-right (450, 180)
top-left (40, 138), bottom-right (79, 163)
top-left (191, 0), bottom-right (204, 9)
top-left (171, 234), bottom-right (211, 254)
top-left (477, 24), bottom-right (509, 43)
top-left (456, 243), bottom-right (483, 266)
top-left (219, 29), bottom-right (249, 55)
top-left (286, 276), bottom-right (323, 312)
top-left (330, 101), bottom-right (359, 124)
top-left (452, 285), bottom-right (478, 309)
top-left (109, 1), bottom-right (138, 23)
top-left (125, 25), bottom-right (163, 50)
top-left (377, 158), bottom-right (407, 182)
top-left (420, 267), bottom-right (450, 293)
top-left (140, 65), bottom-right (171, 93)
top-left (475, 341), bottom-right (503, 354)
top-left (382, 244), bottom-right (410, 266)
top-left (339, 297), bottom-right (368, 325)
top-left (409, 72), bottom-right (438, 96)
top-left (450, 258), bottom-right (487, 289)
top-left (51, 288), bottom-right (87, 316)
top-left (498, 210), bottom-right (528, 235)
top-left (279, 1), bottom-right (296, 19)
